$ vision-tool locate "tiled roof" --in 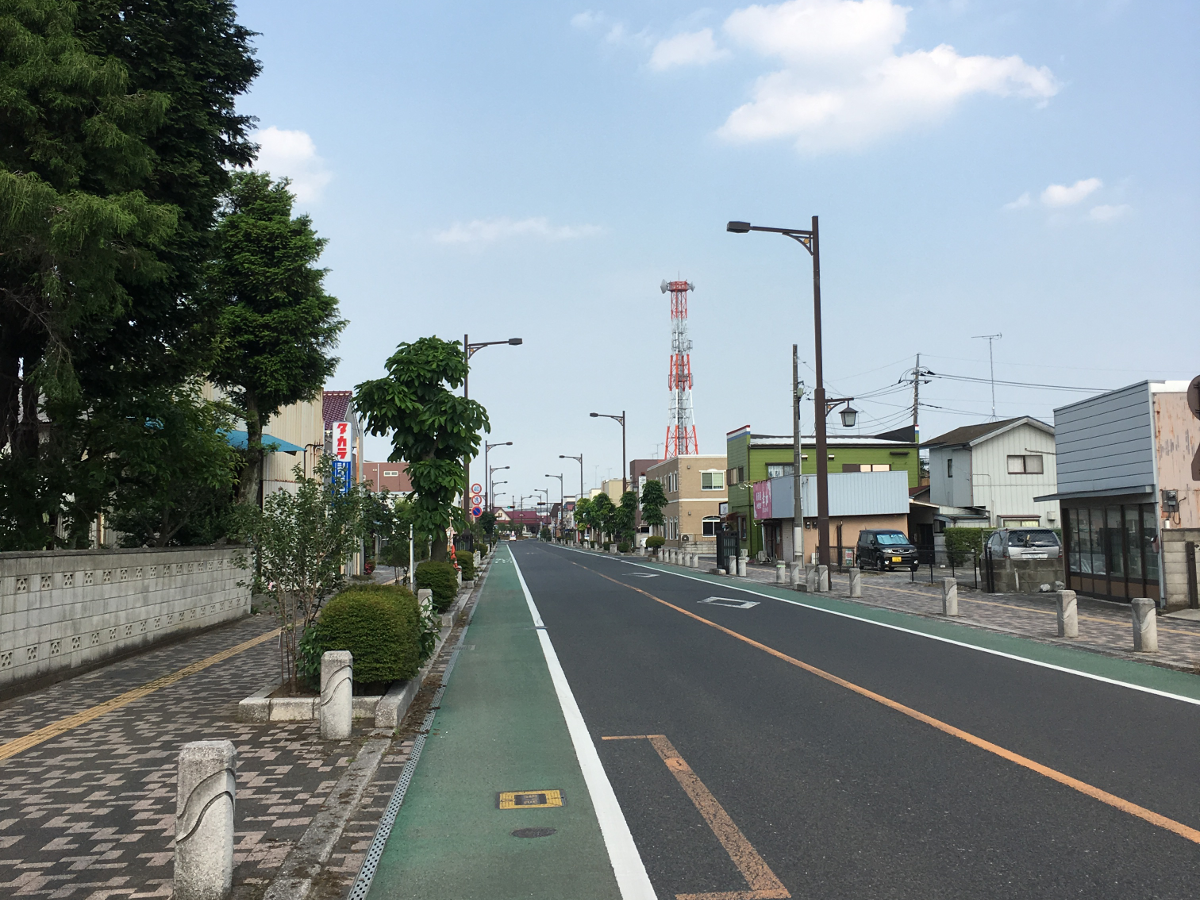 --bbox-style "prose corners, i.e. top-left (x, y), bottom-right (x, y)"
top-left (322, 391), bottom-right (351, 428)
top-left (923, 416), bottom-right (1052, 448)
